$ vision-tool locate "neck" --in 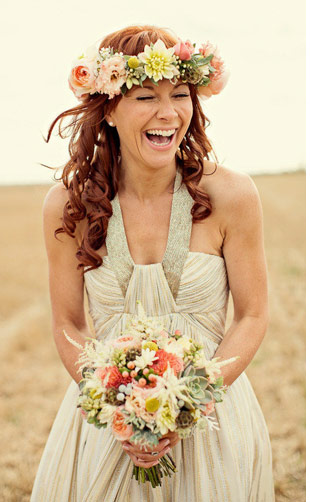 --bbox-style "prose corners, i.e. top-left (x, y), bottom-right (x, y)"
top-left (118, 159), bottom-right (179, 202)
